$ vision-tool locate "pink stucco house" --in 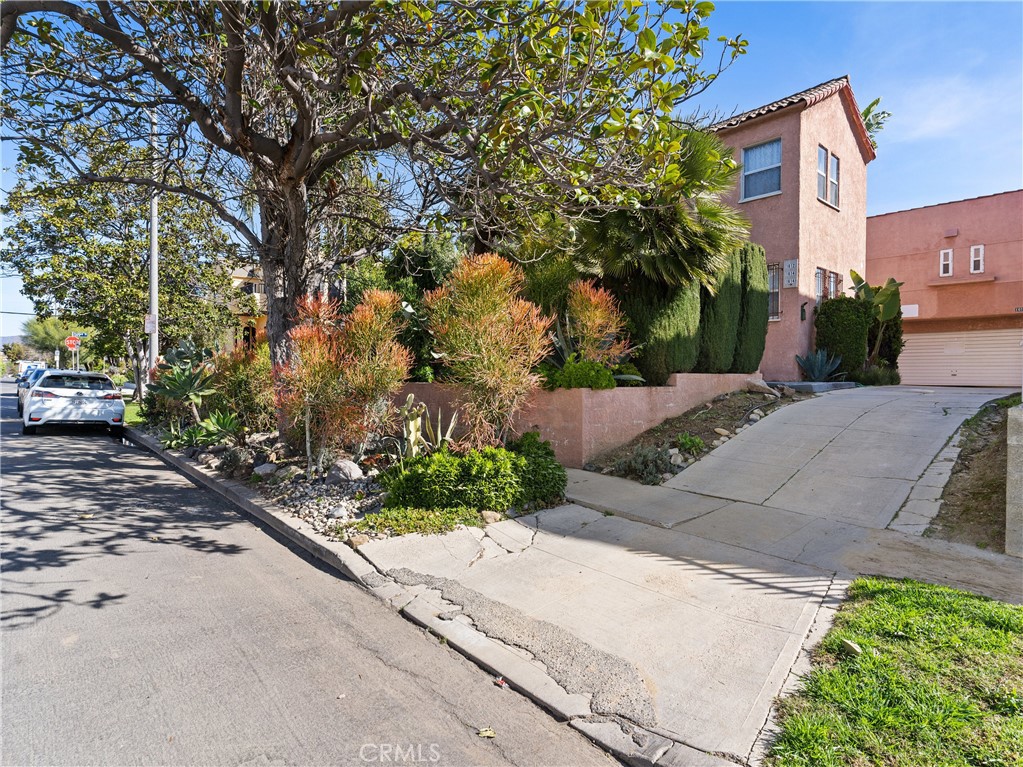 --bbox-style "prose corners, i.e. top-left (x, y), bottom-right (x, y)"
top-left (865, 190), bottom-right (1023, 386)
top-left (711, 76), bottom-right (876, 380)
